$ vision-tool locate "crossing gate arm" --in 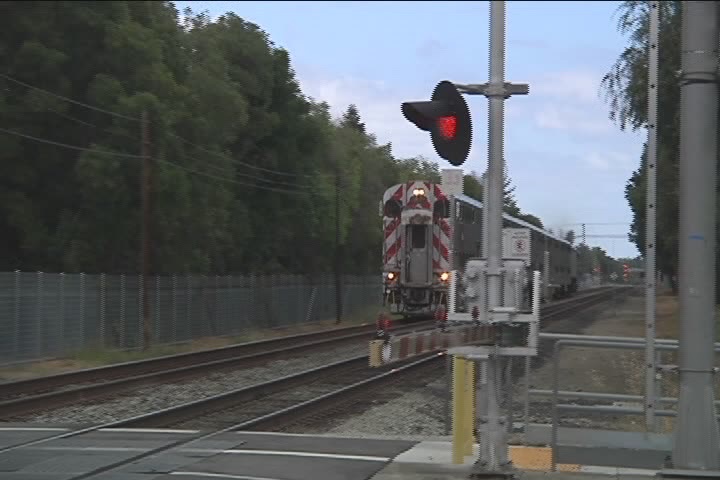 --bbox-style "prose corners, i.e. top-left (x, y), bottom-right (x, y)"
top-left (368, 325), bottom-right (495, 367)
